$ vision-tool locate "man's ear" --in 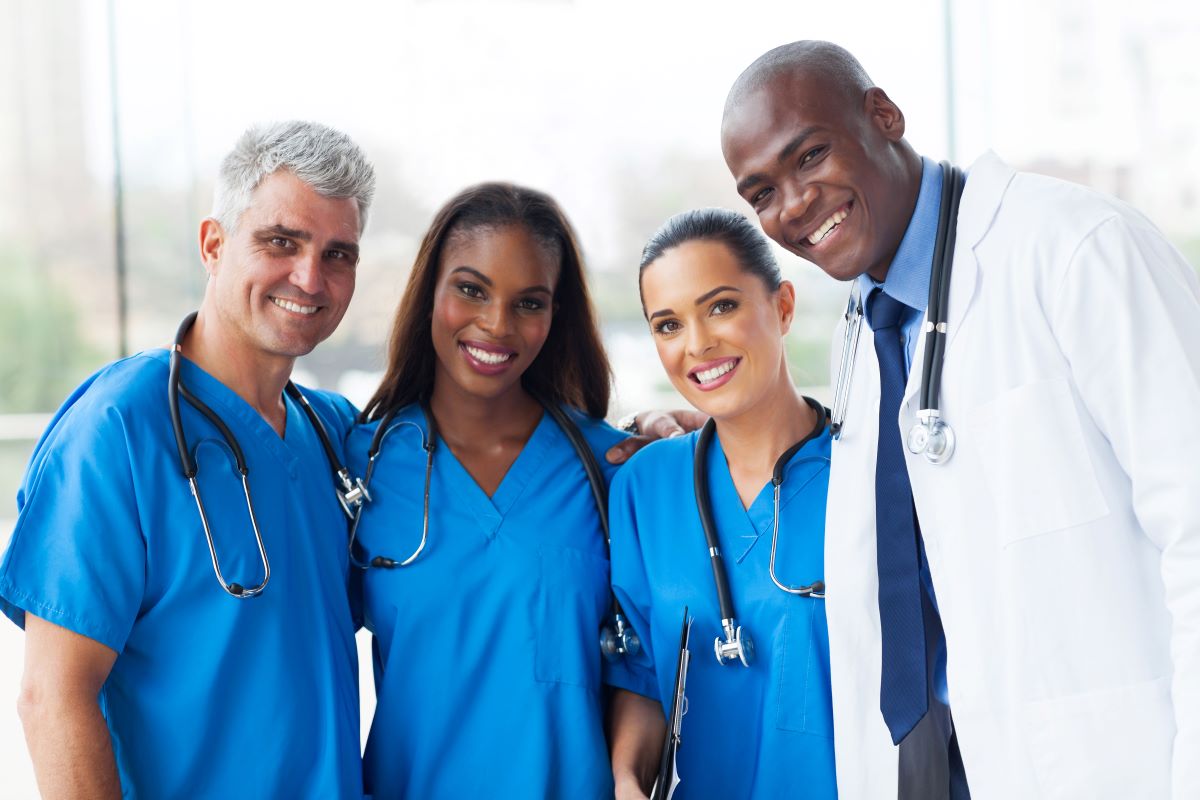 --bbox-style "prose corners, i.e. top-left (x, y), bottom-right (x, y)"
top-left (777, 280), bottom-right (796, 336)
top-left (199, 218), bottom-right (225, 275)
top-left (865, 87), bottom-right (906, 143)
